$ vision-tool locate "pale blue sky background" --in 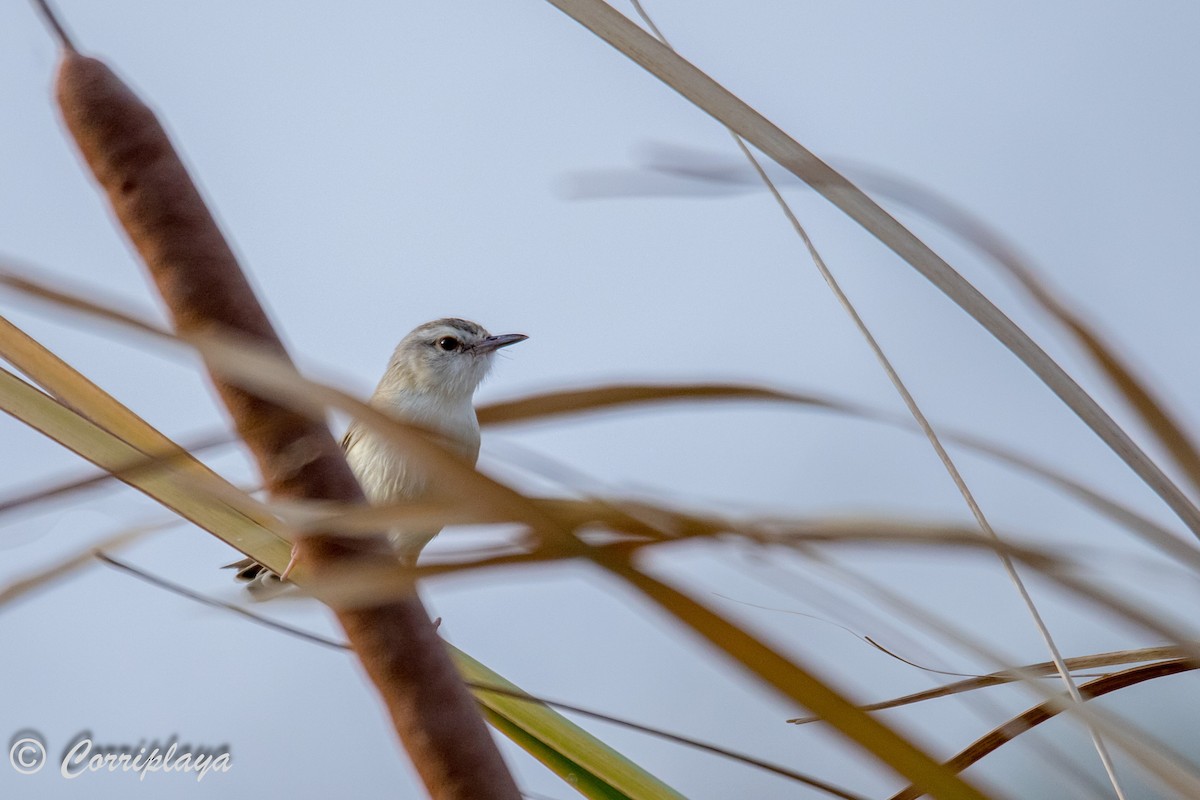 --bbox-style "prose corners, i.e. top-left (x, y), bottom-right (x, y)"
top-left (1, 1), bottom-right (1199, 798)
